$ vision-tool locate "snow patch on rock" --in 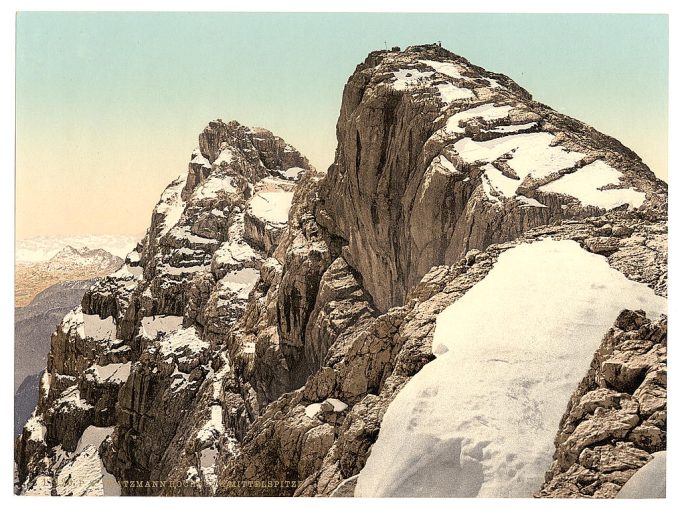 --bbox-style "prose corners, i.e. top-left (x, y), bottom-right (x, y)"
top-left (91, 362), bottom-right (131, 383)
top-left (110, 264), bottom-right (143, 279)
top-left (391, 68), bottom-right (434, 90)
top-left (481, 164), bottom-right (519, 201)
top-left (53, 386), bottom-right (92, 412)
top-left (616, 451), bottom-right (665, 499)
top-left (190, 147), bottom-right (211, 168)
top-left (516, 195), bottom-right (547, 208)
top-left (419, 59), bottom-right (467, 80)
top-left (454, 132), bottom-right (585, 181)
top-left (539, 160), bottom-right (646, 210)
top-left (445, 103), bottom-right (513, 134)
top-left (159, 326), bottom-right (209, 359)
top-left (280, 166), bottom-right (306, 180)
top-left (24, 414), bottom-right (46, 442)
top-left (219, 267), bottom-right (260, 301)
top-left (192, 173), bottom-right (238, 200)
top-left (436, 82), bottom-right (475, 103)
top-left (304, 403), bottom-right (322, 418)
top-left (141, 315), bottom-right (183, 340)
top-left (213, 242), bottom-right (259, 270)
top-left (75, 425), bottom-right (114, 454)
top-left (82, 313), bottom-right (117, 341)
top-left (249, 191), bottom-right (294, 224)
top-left (155, 173), bottom-right (188, 237)
top-left (55, 445), bottom-right (119, 496)
top-left (214, 147), bottom-right (235, 166)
